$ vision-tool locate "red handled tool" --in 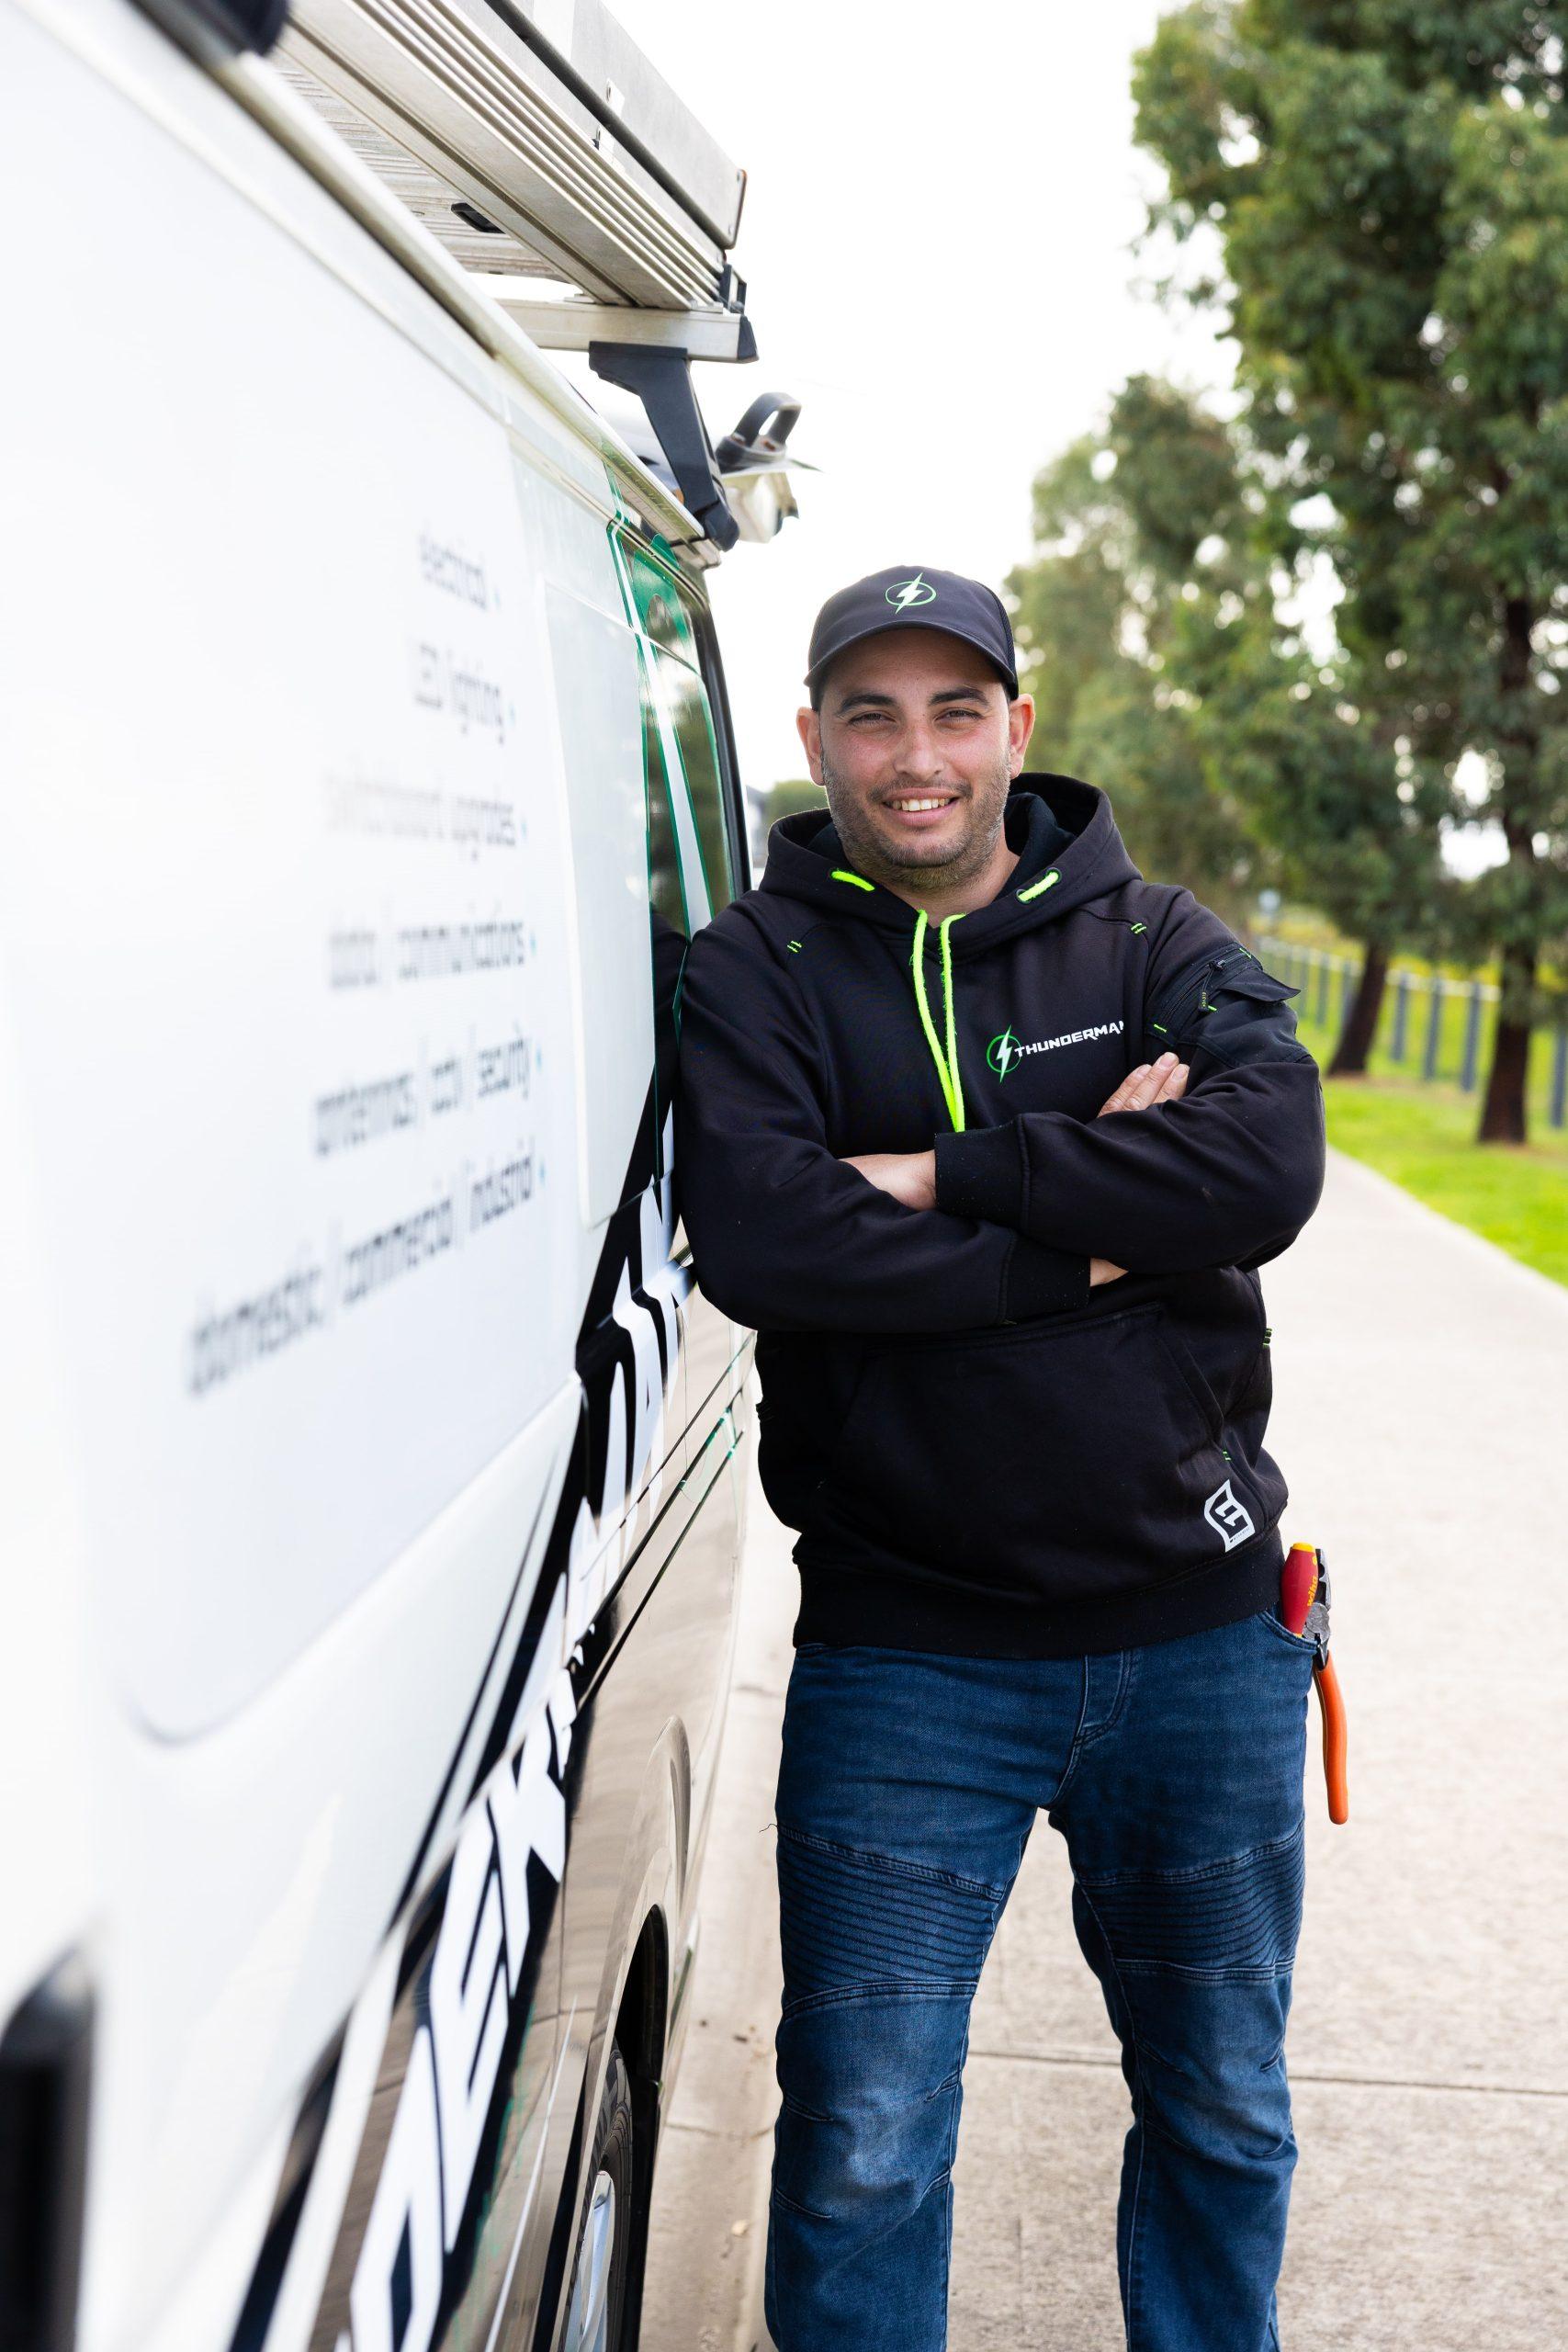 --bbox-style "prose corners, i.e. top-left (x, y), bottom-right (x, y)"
top-left (1280, 1540), bottom-right (1348, 1825)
